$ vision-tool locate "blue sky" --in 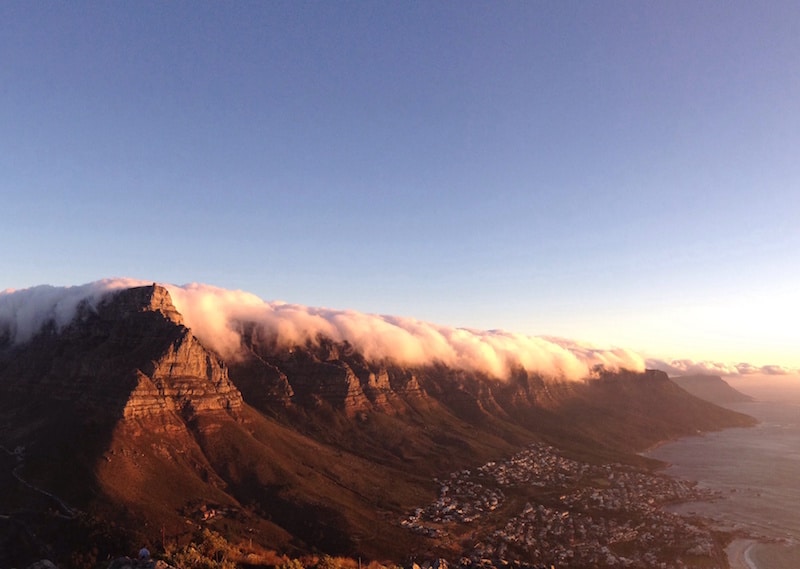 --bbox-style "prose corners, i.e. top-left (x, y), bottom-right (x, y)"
top-left (2, 2), bottom-right (799, 368)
